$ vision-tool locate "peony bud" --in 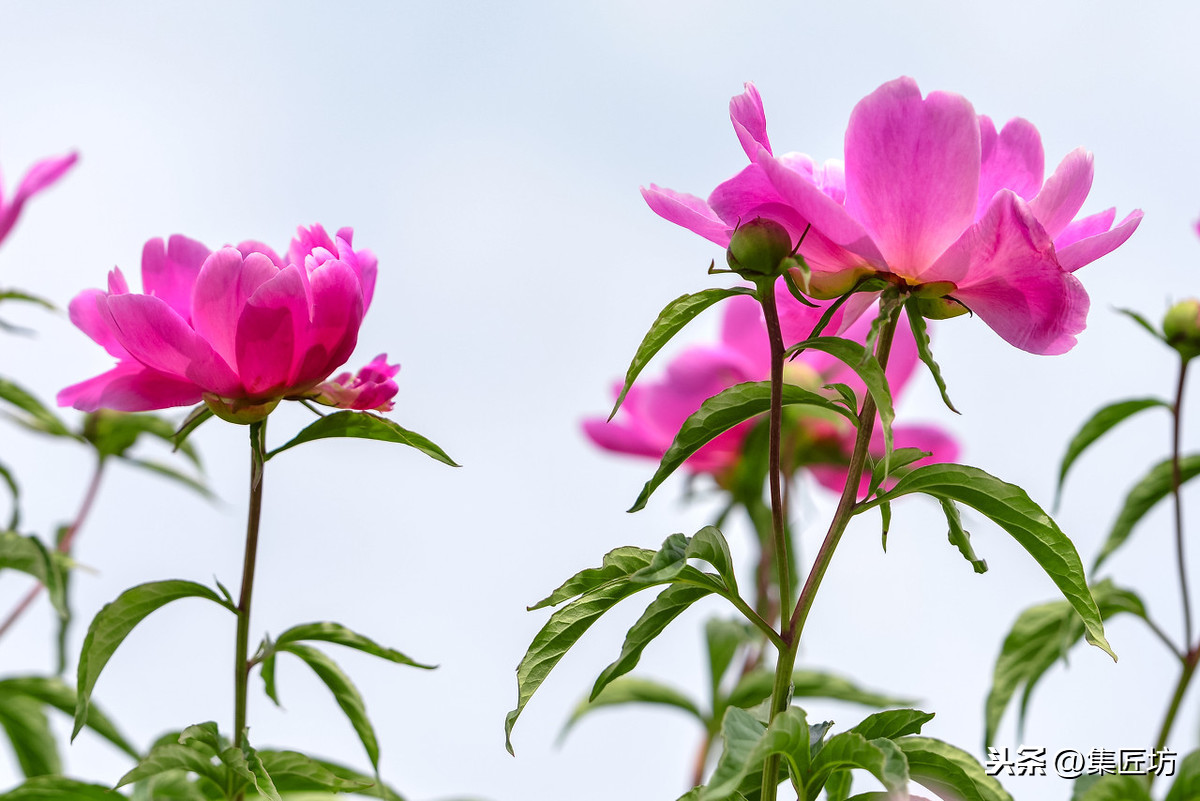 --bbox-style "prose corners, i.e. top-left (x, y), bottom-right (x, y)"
top-left (726, 218), bottom-right (793, 279)
top-left (1163, 299), bottom-right (1200, 361)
